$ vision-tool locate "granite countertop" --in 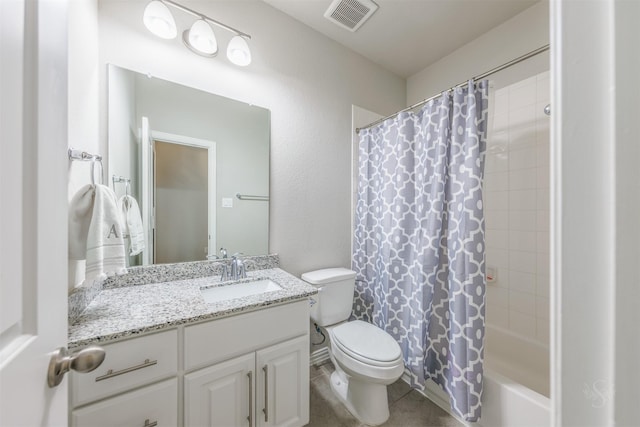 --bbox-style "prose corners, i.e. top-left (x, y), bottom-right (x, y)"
top-left (68, 267), bottom-right (317, 349)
